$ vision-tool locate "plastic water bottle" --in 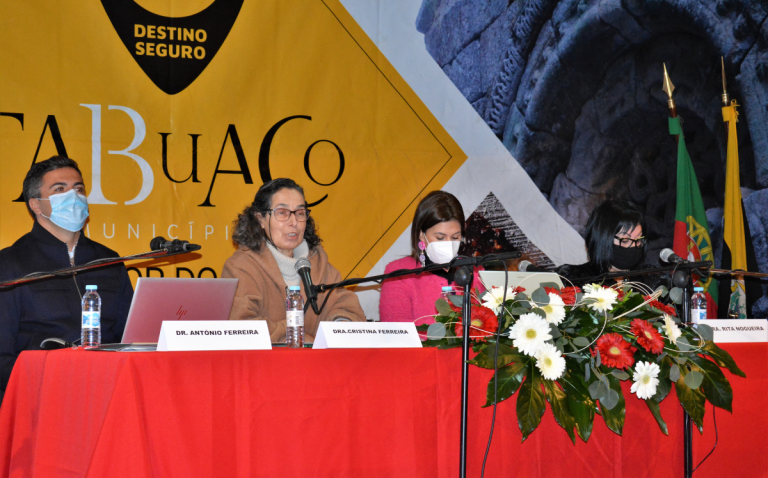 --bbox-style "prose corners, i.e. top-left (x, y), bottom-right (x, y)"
top-left (440, 286), bottom-right (453, 303)
top-left (691, 286), bottom-right (707, 323)
top-left (81, 285), bottom-right (101, 347)
top-left (285, 286), bottom-right (305, 348)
